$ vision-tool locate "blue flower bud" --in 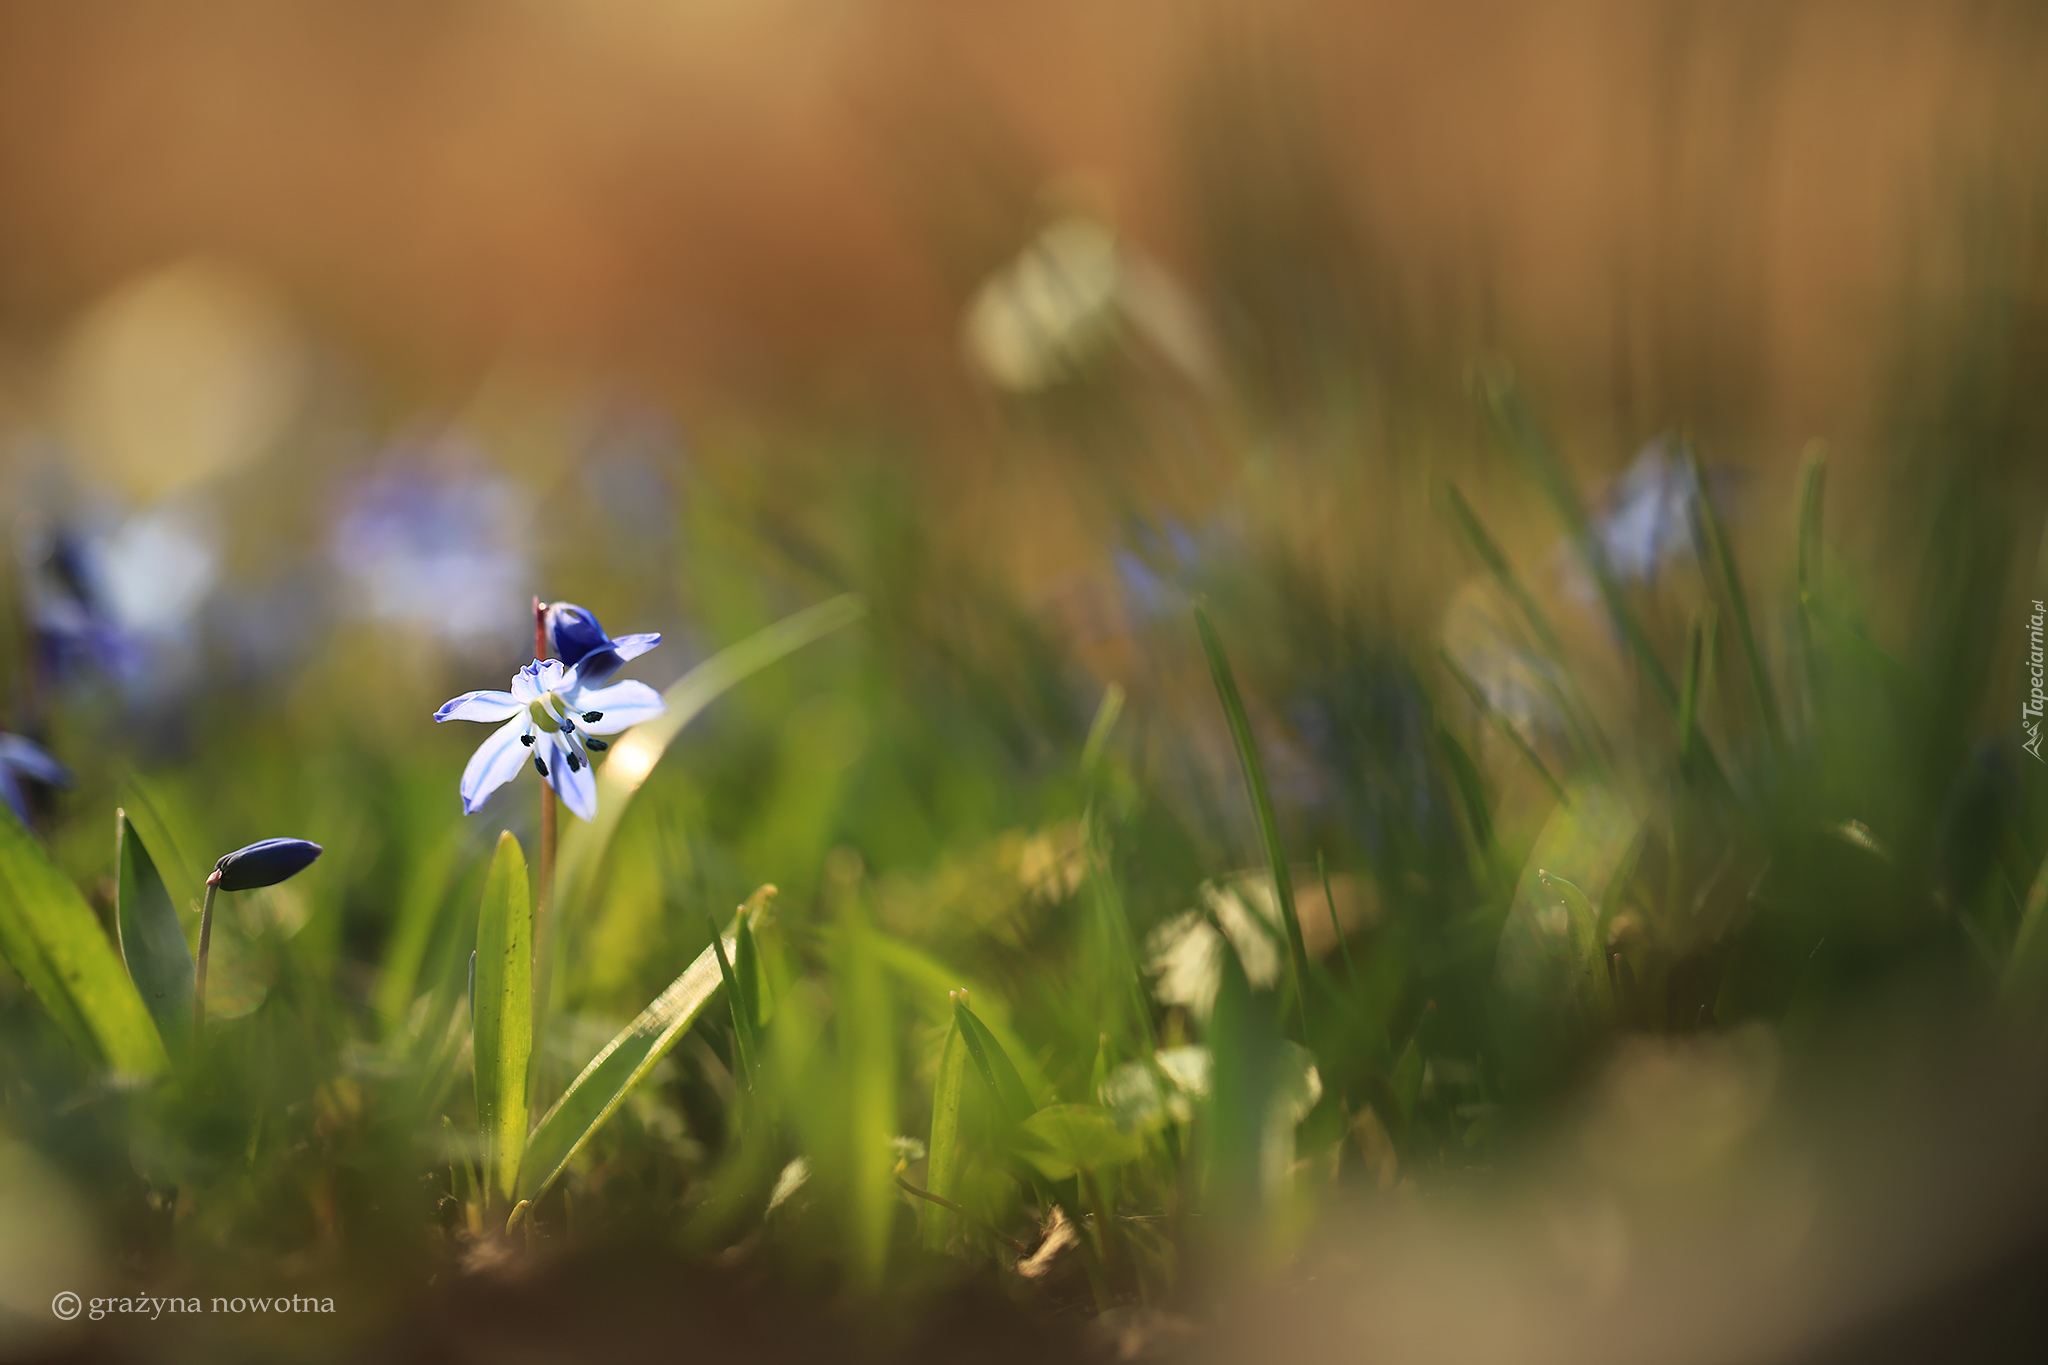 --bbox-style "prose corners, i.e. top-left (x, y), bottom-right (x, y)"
top-left (544, 603), bottom-right (612, 671)
top-left (541, 601), bottom-right (660, 688)
top-left (210, 838), bottom-right (323, 891)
